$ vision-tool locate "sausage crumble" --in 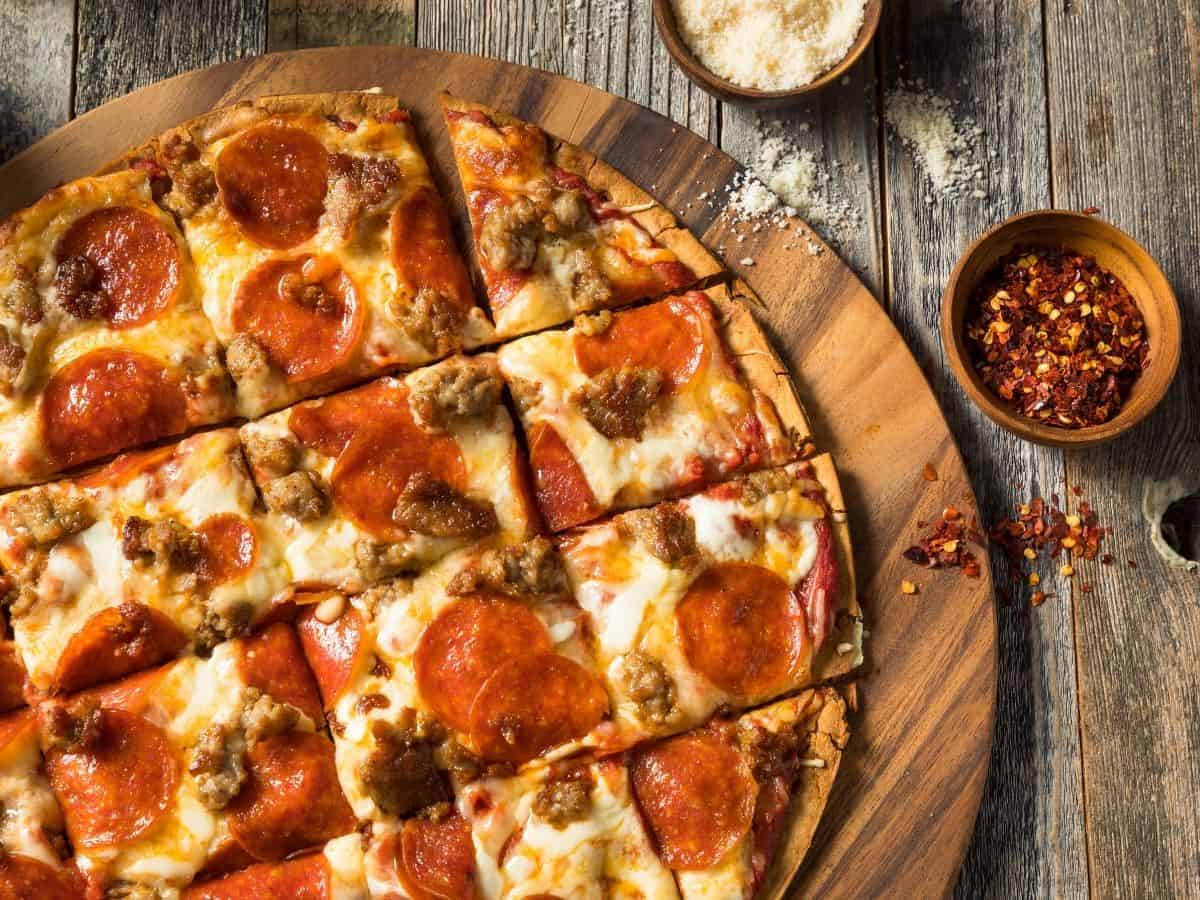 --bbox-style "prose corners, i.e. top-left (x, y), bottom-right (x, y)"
top-left (262, 470), bottom-right (330, 522)
top-left (574, 365), bottom-right (663, 440)
top-left (446, 537), bottom-right (567, 599)
top-left (5, 488), bottom-right (95, 547)
top-left (393, 473), bottom-right (498, 539)
top-left (407, 357), bottom-right (501, 431)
